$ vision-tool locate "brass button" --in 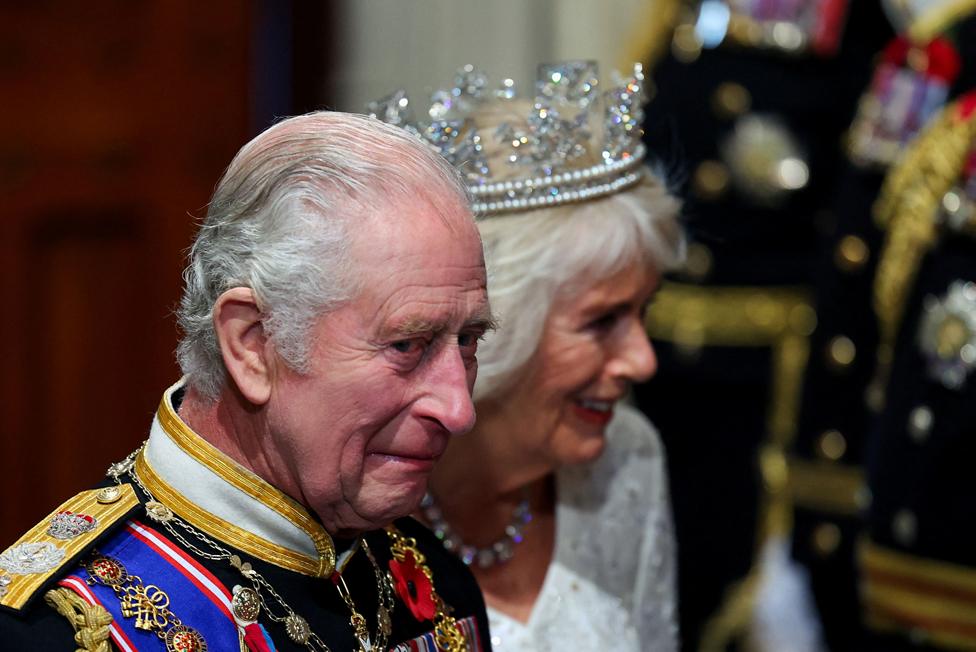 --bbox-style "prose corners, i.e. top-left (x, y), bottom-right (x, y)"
top-left (775, 157), bottom-right (810, 191)
top-left (893, 509), bottom-right (918, 546)
top-left (907, 405), bottom-right (934, 443)
top-left (95, 486), bottom-right (122, 504)
top-left (940, 190), bottom-right (976, 234)
top-left (942, 190), bottom-right (963, 215)
top-left (812, 522), bottom-right (841, 557)
top-left (789, 304), bottom-right (818, 337)
top-left (835, 235), bottom-right (869, 273)
top-left (729, 18), bottom-right (762, 44)
top-left (771, 22), bottom-right (805, 52)
top-left (712, 82), bottom-right (752, 120)
top-left (856, 486), bottom-right (873, 511)
top-left (692, 160), bottom-right (730, 201)
top-left (682, 242), bottom-right (713, 281)
top-left (816, 429), bottom-right (847, 461)
top-left (864, 377), bottom-right (886, 413)
top-left (672, 23), bottom-right (702, 63)
top-left (826, 335), bottom-right (856, 371)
